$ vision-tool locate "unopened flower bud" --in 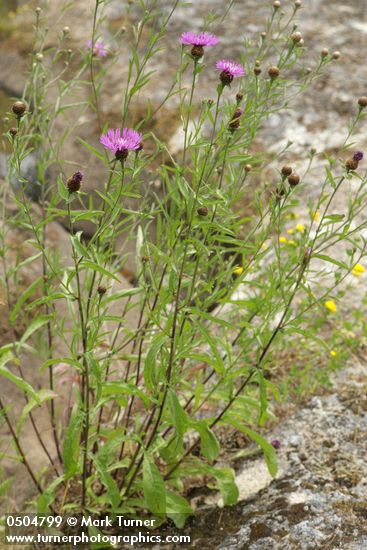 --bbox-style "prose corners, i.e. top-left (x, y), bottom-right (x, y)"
top-left (236, 93), bottom-right (244, 104)
top-left (191, 45), bottom-right (204, 59)
top-left (271, 439), bottom-right (281, 450)
top-left (141, 255), bottom-right (149, 263)
top-left (97, 285), bottom-right (107, 295)
top-left (288, 173), bottom-right (300, 186)
top-left (306, 67), bottom-right (312, 74)
top-left (197, 206), bottom-right (209, 217)
top-left (345, 158), bottom-right (358, 172)
top-left (229, 107), bottom-right (243, 131)
top-left (9, 127), bottom-right (17, 137)
top-left (281, 165), bottom-right (293, 177)
top-left (35, 53), bottom-right (43, 62)
top-left (268, 66), bottom-right (280, 79)
top-left (254, 66), bottom-right (262, 76)
top-left (261, 32), bottom-right (267, 39)
top-left (66, 170), bottom-right (84, 193)
top-left (321, 48), bottom-right (329, 58)
top-left (303, 247), bottom-right (312, 267)
top-left (245, 164), bottom-right (252, 173)
top-left (63, 26), bottom-right (70, 34)
top-left (291, 31), bottom-right (302, 43)
top-left (294, 0), bottom-right (302, 7)
top-left (332, 51), bottom-right (340, 60)
top-left (353, 151), bottom-right (363, 162)
top-left (358, 96), bottom-right (367, 108)
top-left (12, 101), bottom-right (27, 117)
top-left (35, 6), bottom-right (41, 14)
top-left (273, 1), bottom-right (281, 8)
